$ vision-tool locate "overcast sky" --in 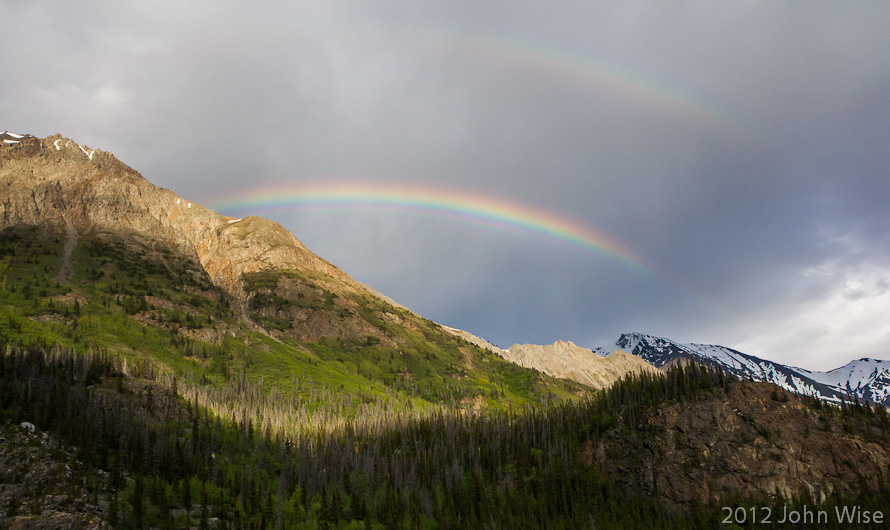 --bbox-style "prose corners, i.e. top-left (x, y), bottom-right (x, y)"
top-left (3, 1), bottom-right (889, 370)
